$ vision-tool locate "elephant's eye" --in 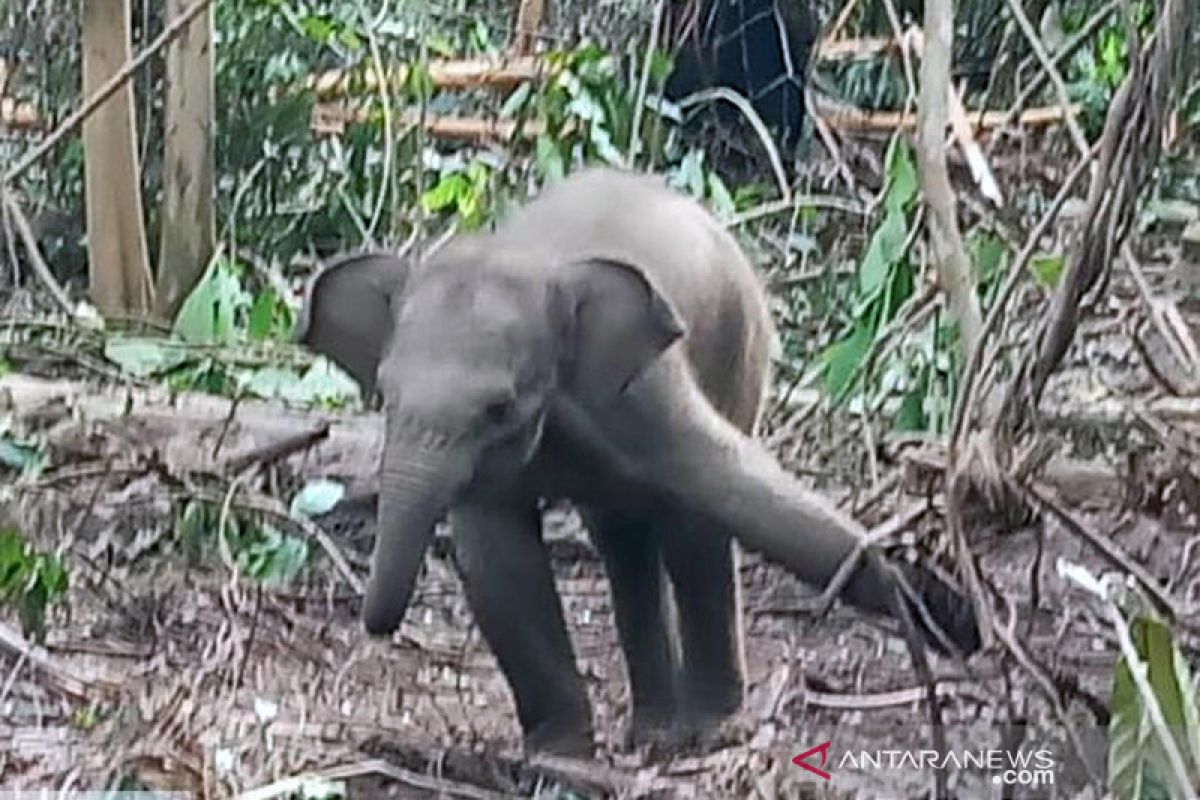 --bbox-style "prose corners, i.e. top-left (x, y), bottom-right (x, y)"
top-left (484, 397), bottom-right (517, 425)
